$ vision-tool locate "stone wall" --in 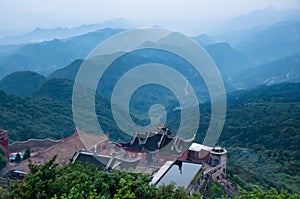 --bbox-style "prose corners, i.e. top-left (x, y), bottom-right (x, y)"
top-left (9, 138), bottom-right (60, 153)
